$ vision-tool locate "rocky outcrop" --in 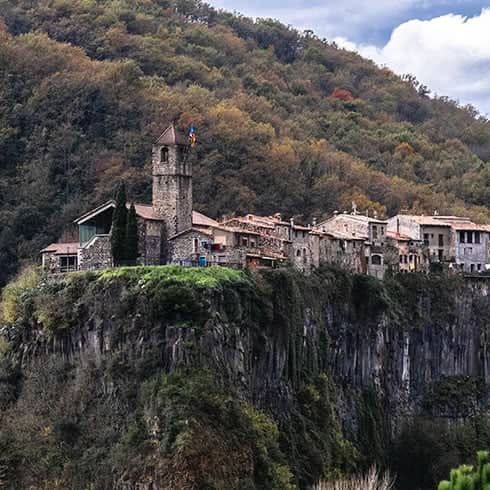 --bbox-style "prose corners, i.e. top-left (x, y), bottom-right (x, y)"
top-left (1, 268), bottom-right (489, 489)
